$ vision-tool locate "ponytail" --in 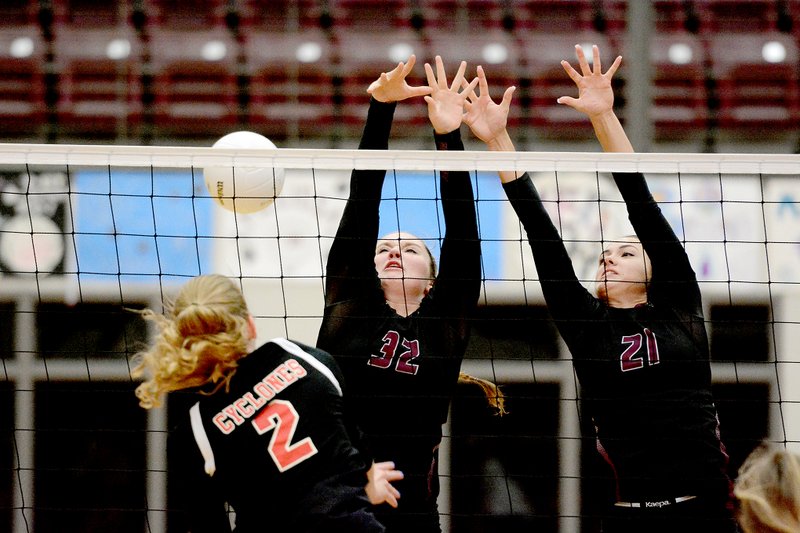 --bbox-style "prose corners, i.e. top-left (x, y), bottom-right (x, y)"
top-left (458, 372), bottom-right (507, 416)
top-left (131, 275), bottom-right (252, 409)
